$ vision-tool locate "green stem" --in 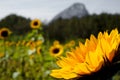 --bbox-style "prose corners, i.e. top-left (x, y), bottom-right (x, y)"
top-left (3, 39), bottom-right (8, 76)
top-left (40, 51), bottom-right (45, 80)
top-left (3, 39), bottom-right (6, 56)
